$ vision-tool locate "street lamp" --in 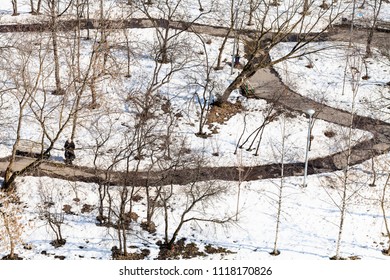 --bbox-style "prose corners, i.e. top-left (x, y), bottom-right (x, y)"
top-left (303, 109), bottom-right (315, 188)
